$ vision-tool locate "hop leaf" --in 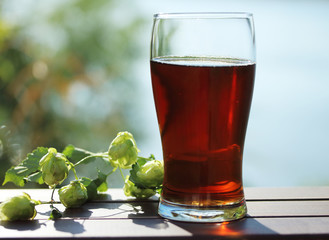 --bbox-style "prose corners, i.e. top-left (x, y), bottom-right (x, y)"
top-left (49, 205), bottom-right (63, 220)
top-left (123, 176), bottom-right (156, 199)
top-left (93, 170), bottom-right (109, 193)
top-left (80, 177), bottom-right (98, 201)
top-left (3, 147), bottom-right (48, 187)
top-left (0, 193), bottom-right (39, 221)
top-left (108, 132), bottom-right (139, 169)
